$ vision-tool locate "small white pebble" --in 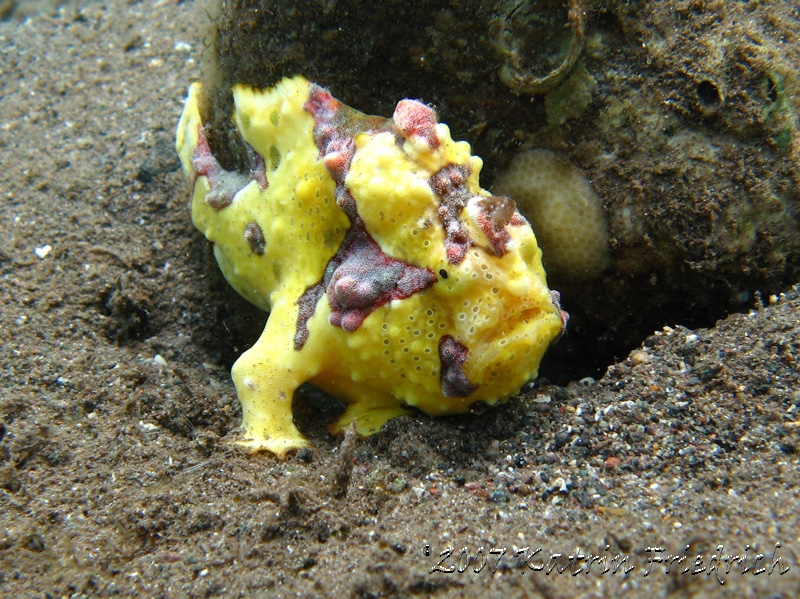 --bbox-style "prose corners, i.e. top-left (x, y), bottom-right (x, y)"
top-left (683, 333), bottom-right (699, 349)
top-left (153, 354), bottom-right (167, 367)
top-left (174, 41), bottom-right (192, 52)
top-left (552, 477), bottom-right (568, 492)
top-left (34, 244), bottom-right (52, 259)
